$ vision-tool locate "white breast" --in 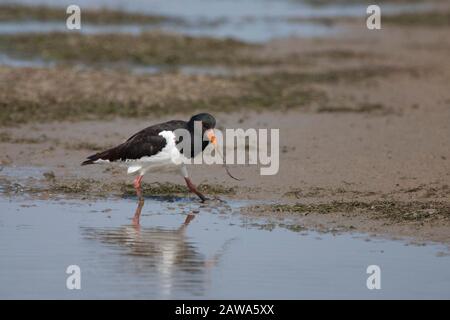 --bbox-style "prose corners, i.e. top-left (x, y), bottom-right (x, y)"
top-left (126, 130), bottom-right (187, 175)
